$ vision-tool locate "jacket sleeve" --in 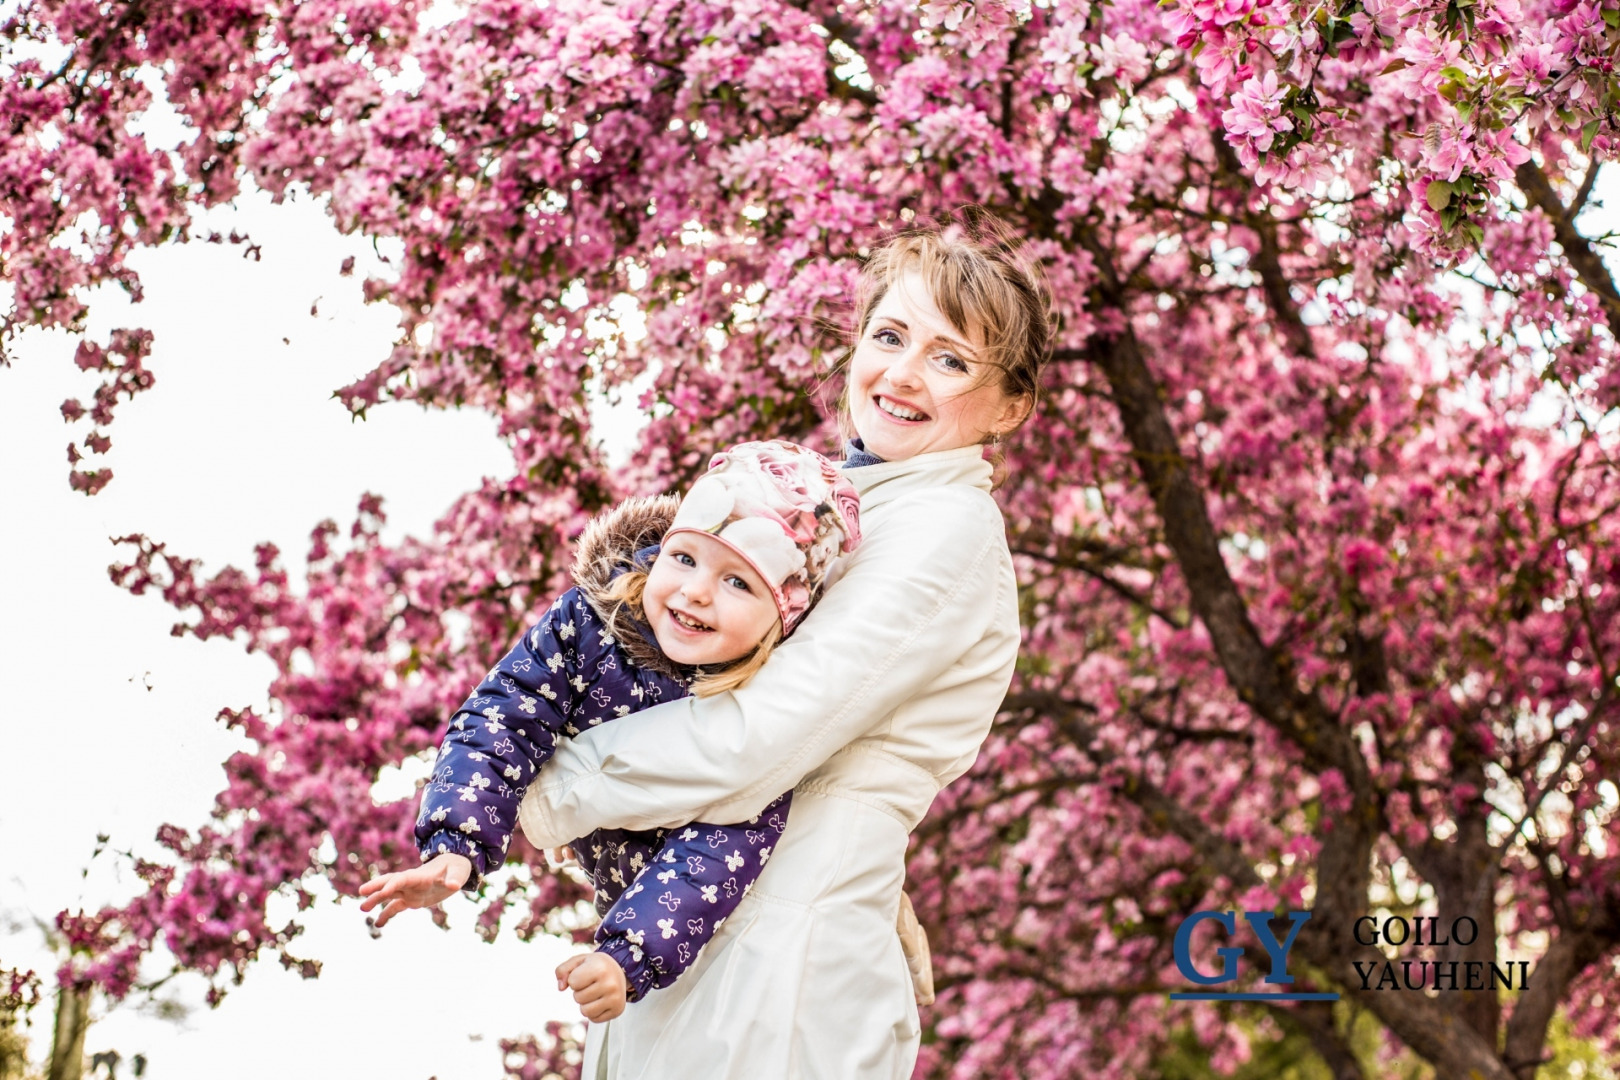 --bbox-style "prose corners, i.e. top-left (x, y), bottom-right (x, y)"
top-left (595, 792), bottom-right (791, 1001)
top-left (518, 485), bottom-right (1007, 844)
top-left (415, 589), bottom-right (598, 887)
